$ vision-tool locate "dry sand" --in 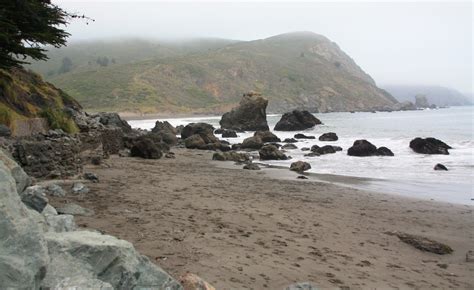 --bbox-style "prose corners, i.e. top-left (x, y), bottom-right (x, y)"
top-left (48, 149), bottom-right (473, 289)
